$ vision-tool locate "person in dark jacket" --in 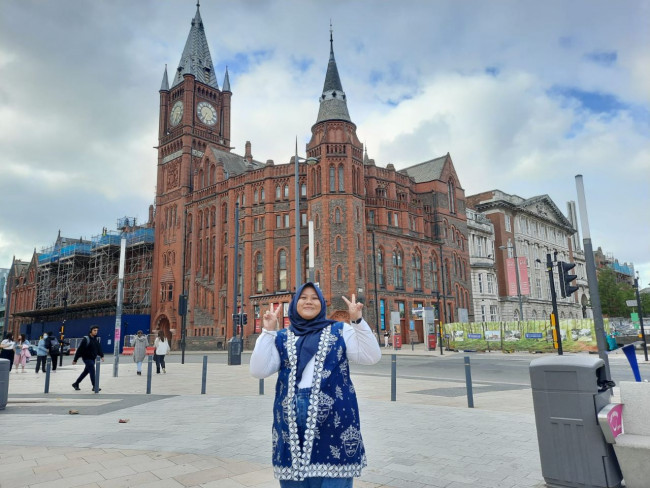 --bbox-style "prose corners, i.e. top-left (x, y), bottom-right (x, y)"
top-left (72, 326), bottom-right (104, 391)
top-left (46, 331), bottom-right (60, 371)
